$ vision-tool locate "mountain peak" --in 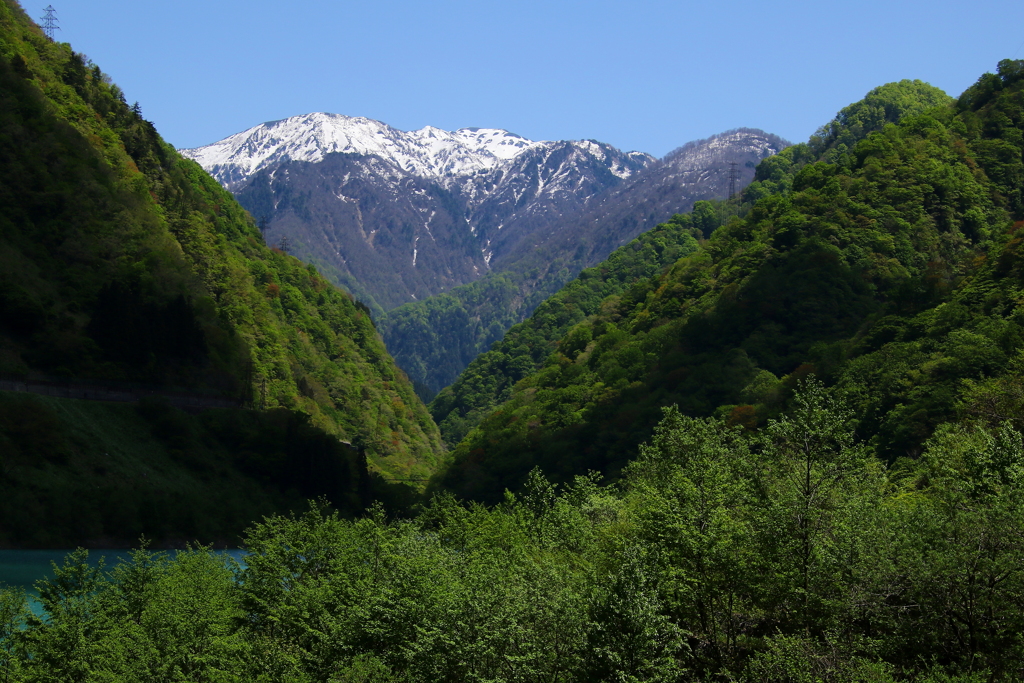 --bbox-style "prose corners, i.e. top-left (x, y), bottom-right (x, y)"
top-left (180, 113), bottom-right (550, 186)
